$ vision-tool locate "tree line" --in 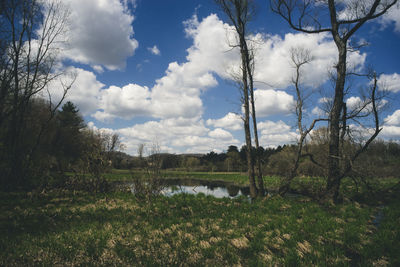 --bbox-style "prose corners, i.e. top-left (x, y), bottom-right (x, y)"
top-left (119, 138), bottom-right (400, 182)
top-left (117, 144), bottom-right (283, 172)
